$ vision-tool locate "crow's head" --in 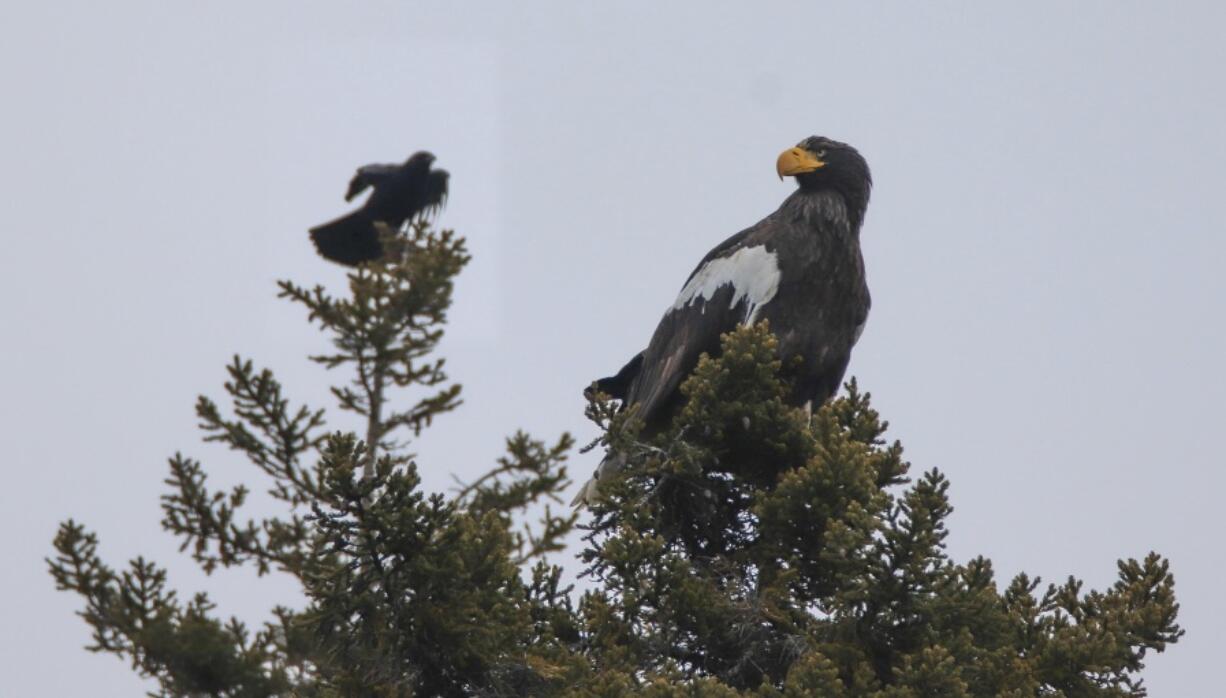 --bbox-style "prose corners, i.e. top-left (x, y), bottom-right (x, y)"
top-left (404, 151), bottom-right (437, 171)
